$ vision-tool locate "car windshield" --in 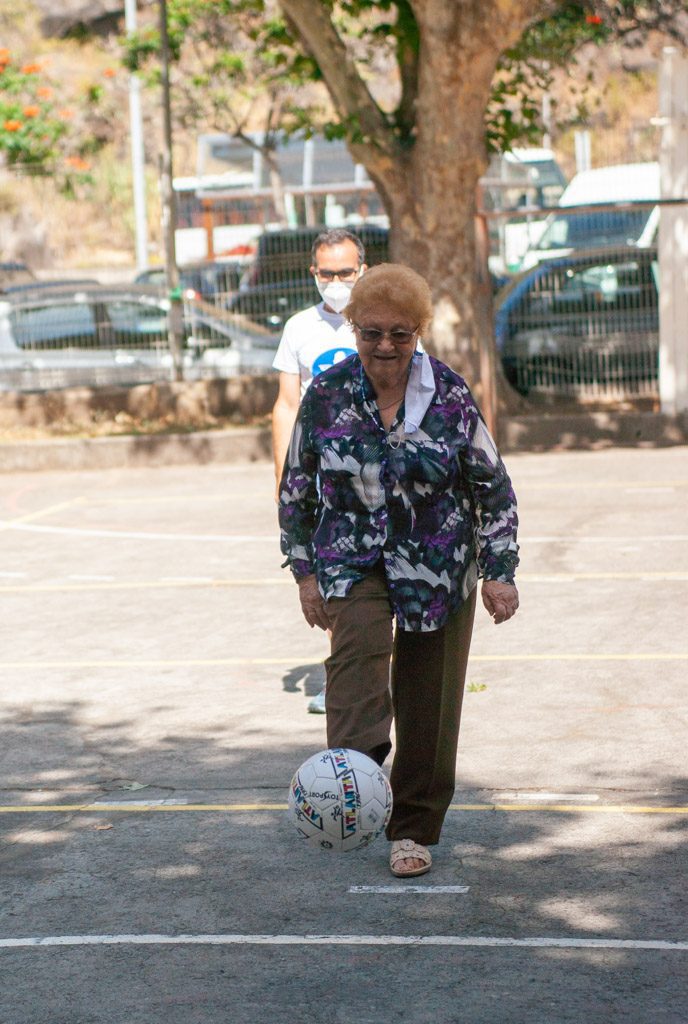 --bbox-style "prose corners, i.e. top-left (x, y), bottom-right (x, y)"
top-left (536, 208), bottom-right (652, 251)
